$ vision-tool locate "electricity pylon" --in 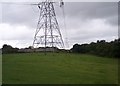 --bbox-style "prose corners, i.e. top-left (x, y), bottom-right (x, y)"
top-left (33, 0), bottom-right (64, 51)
